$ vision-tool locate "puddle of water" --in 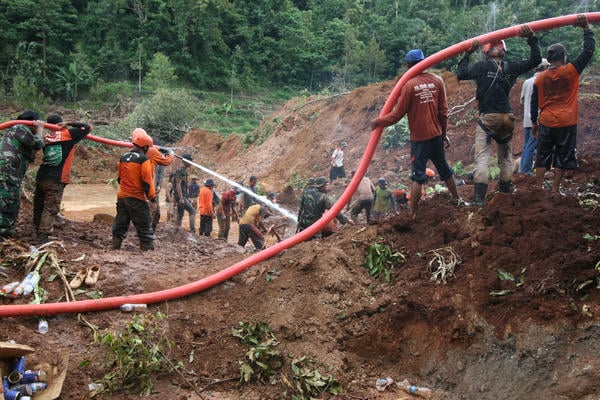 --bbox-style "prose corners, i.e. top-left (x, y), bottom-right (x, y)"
top-left (62, 183), bottom-right (118, 221)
